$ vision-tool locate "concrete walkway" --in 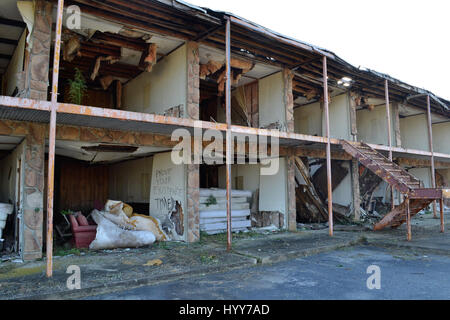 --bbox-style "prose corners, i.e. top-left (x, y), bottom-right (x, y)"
top-left (0, 211), bottom-right (448, 300)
